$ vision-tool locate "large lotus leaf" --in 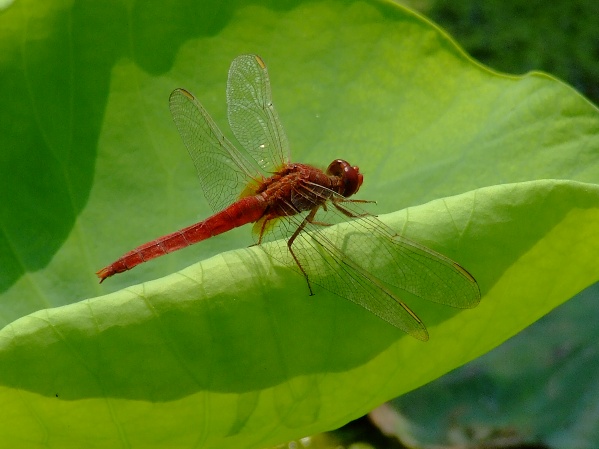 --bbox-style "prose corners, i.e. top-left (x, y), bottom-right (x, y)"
top-left (1, 0), bottom-right (598, 448)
